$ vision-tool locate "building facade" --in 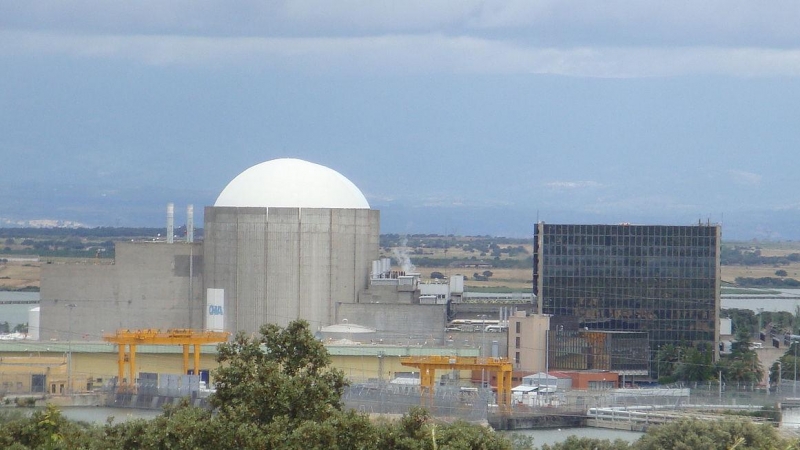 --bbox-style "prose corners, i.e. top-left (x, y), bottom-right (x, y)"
top-left (203, 206), bottom-right (379, 333)
top-left (508, 312), bottom-right (550, 372)
top-left (40, 241), bottom-right (205, 341)
top-left (534, 223), bottom-right (720, 359)
top-left (547, 330), bottom-right (650, 375)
